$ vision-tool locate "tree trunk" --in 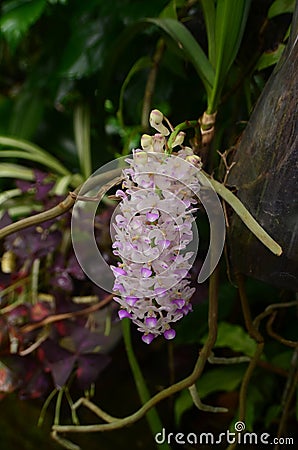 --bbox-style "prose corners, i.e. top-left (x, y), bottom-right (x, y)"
top-left (227, 4), bottom-right (298, 290)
